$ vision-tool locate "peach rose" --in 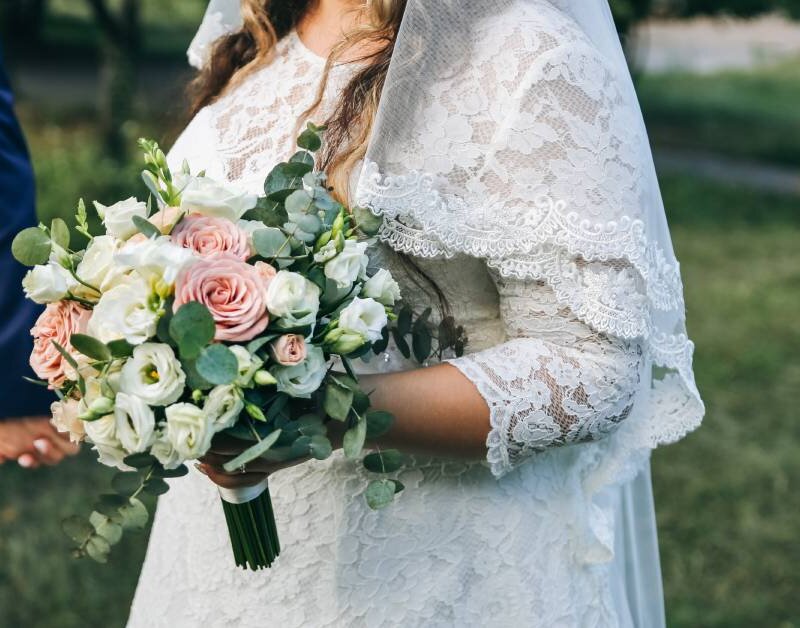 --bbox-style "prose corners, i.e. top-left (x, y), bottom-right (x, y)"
top-left (149, 206), bottom-right (185, 234)
top-left (254, 261), bottom-right (277, 287)
top-left (172, 213), bottom-right (251, 260)
top-left (51, 398), bottom-right (85, 443)
top-left (30, 301), bottom-right (92, 388)
top-left (173, 253), bottom-right (269, 342)
top-left (270, 334), bottom-right (307, 366)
